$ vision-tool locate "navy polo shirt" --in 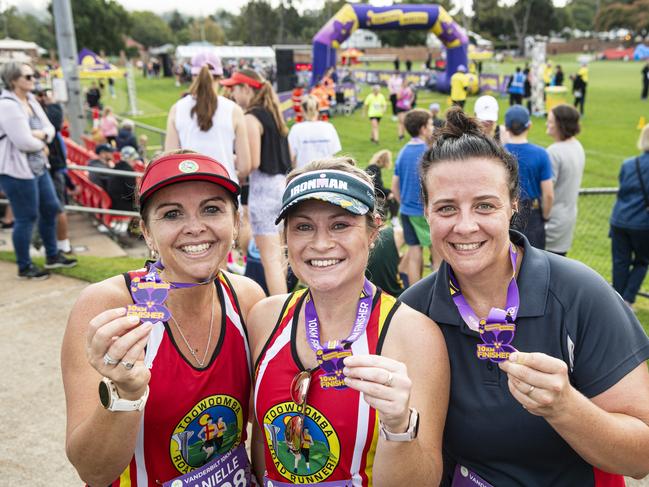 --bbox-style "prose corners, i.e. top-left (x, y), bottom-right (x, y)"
top-left (400, 231), bottom-right (649, 487)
